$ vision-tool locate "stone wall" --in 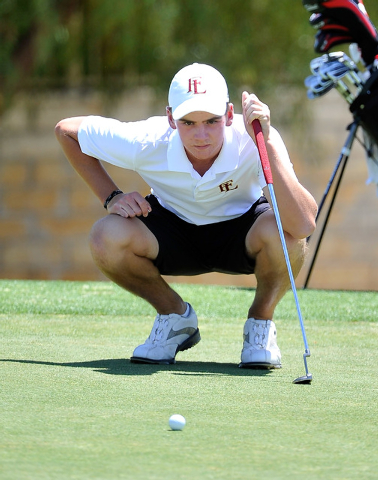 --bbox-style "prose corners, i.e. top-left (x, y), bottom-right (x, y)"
top-left (0, 88), bottom-right (377, 290)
